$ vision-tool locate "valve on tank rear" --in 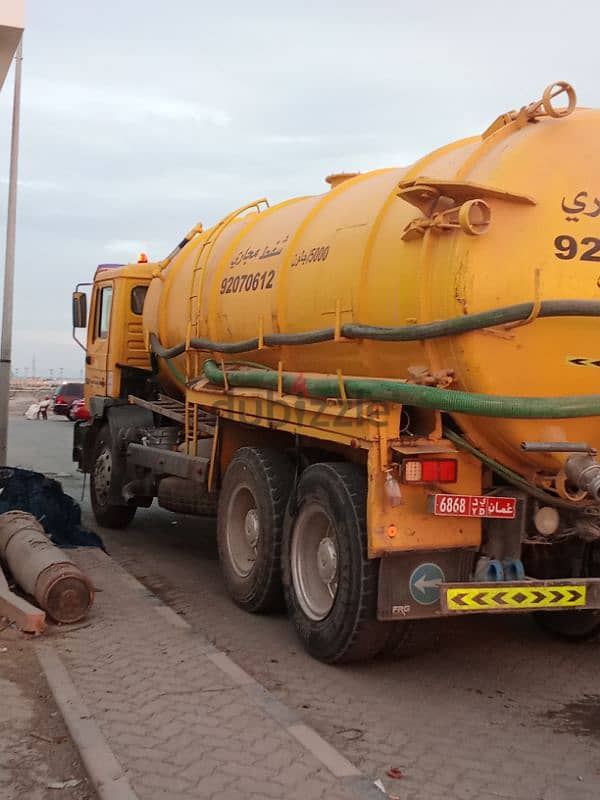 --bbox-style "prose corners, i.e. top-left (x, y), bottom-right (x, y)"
top-left (565, 453), bottom-right (600, 502)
